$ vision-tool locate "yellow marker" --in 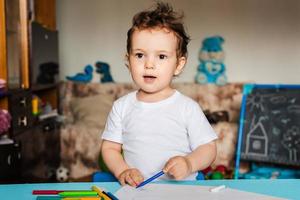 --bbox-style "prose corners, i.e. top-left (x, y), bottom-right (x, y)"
top-left (91, 186), bottom-right (111, 200)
